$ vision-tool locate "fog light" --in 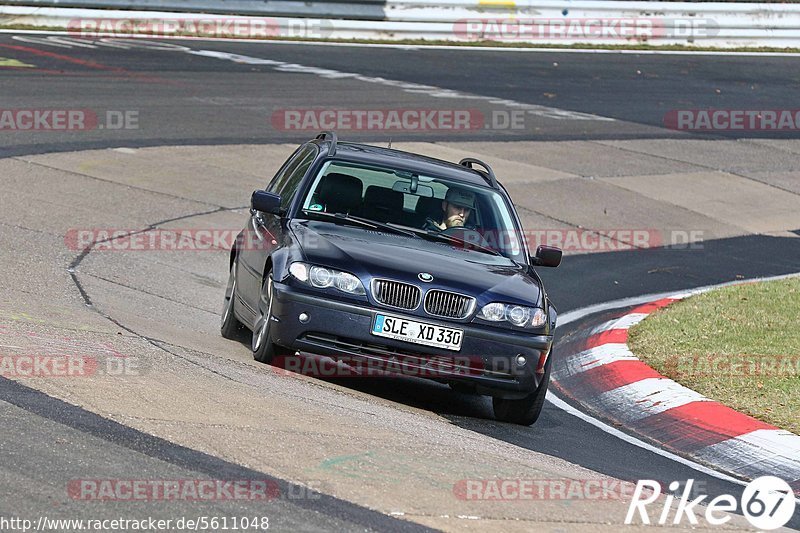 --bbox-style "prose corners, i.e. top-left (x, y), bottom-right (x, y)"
top-left (298, 312), bottom-right (309, 323)
top-left (515, 355), bottom-right (527, 367)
